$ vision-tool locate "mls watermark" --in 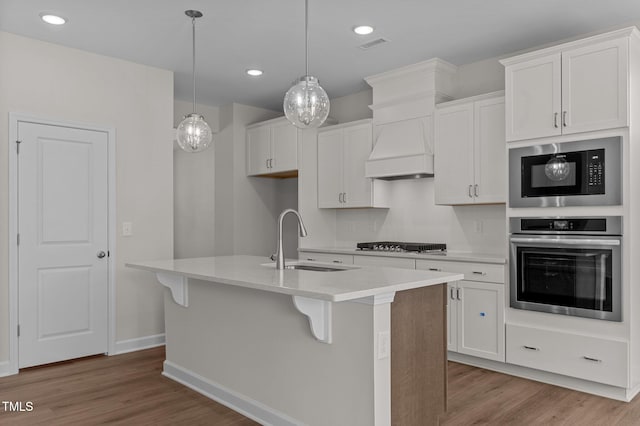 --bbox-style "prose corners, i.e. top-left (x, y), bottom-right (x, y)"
top-left (2, 401), bottom-right (34, 412)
